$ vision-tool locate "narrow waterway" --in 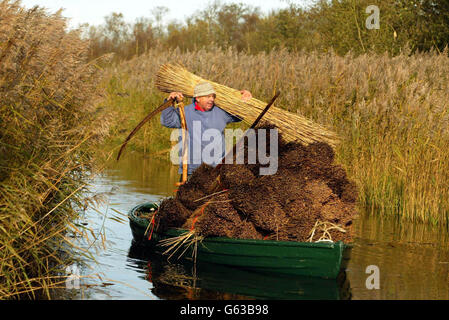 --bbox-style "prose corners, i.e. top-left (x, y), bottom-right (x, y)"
top-left (64, 153), bottom-right (449, 300)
